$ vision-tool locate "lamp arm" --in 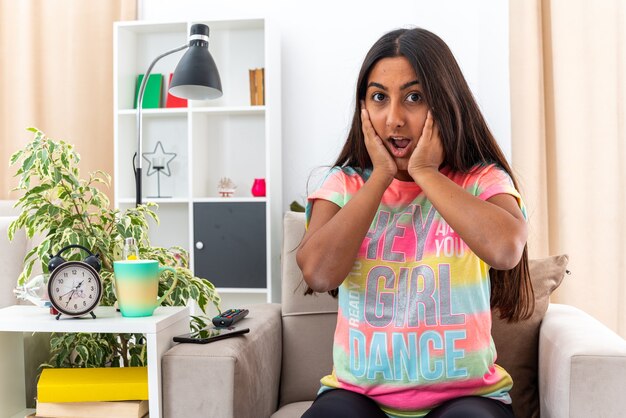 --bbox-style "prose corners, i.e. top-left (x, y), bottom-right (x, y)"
top-left (135, 43), bottom-right (188, 206)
